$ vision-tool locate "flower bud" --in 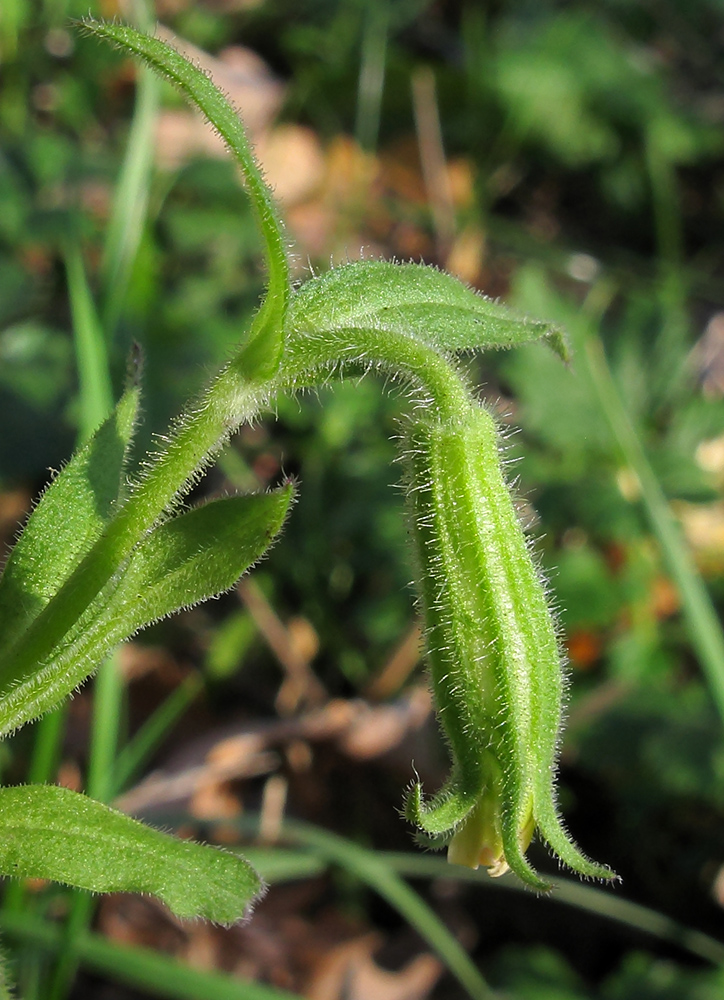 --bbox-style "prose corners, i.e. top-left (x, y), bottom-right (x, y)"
top-left (403, 402), bottom-right (614, 891)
